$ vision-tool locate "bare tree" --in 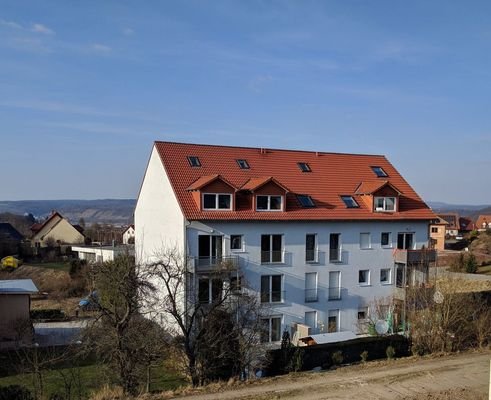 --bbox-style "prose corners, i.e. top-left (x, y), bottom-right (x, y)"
top-left (148, 247), bottom-right (265, 386)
